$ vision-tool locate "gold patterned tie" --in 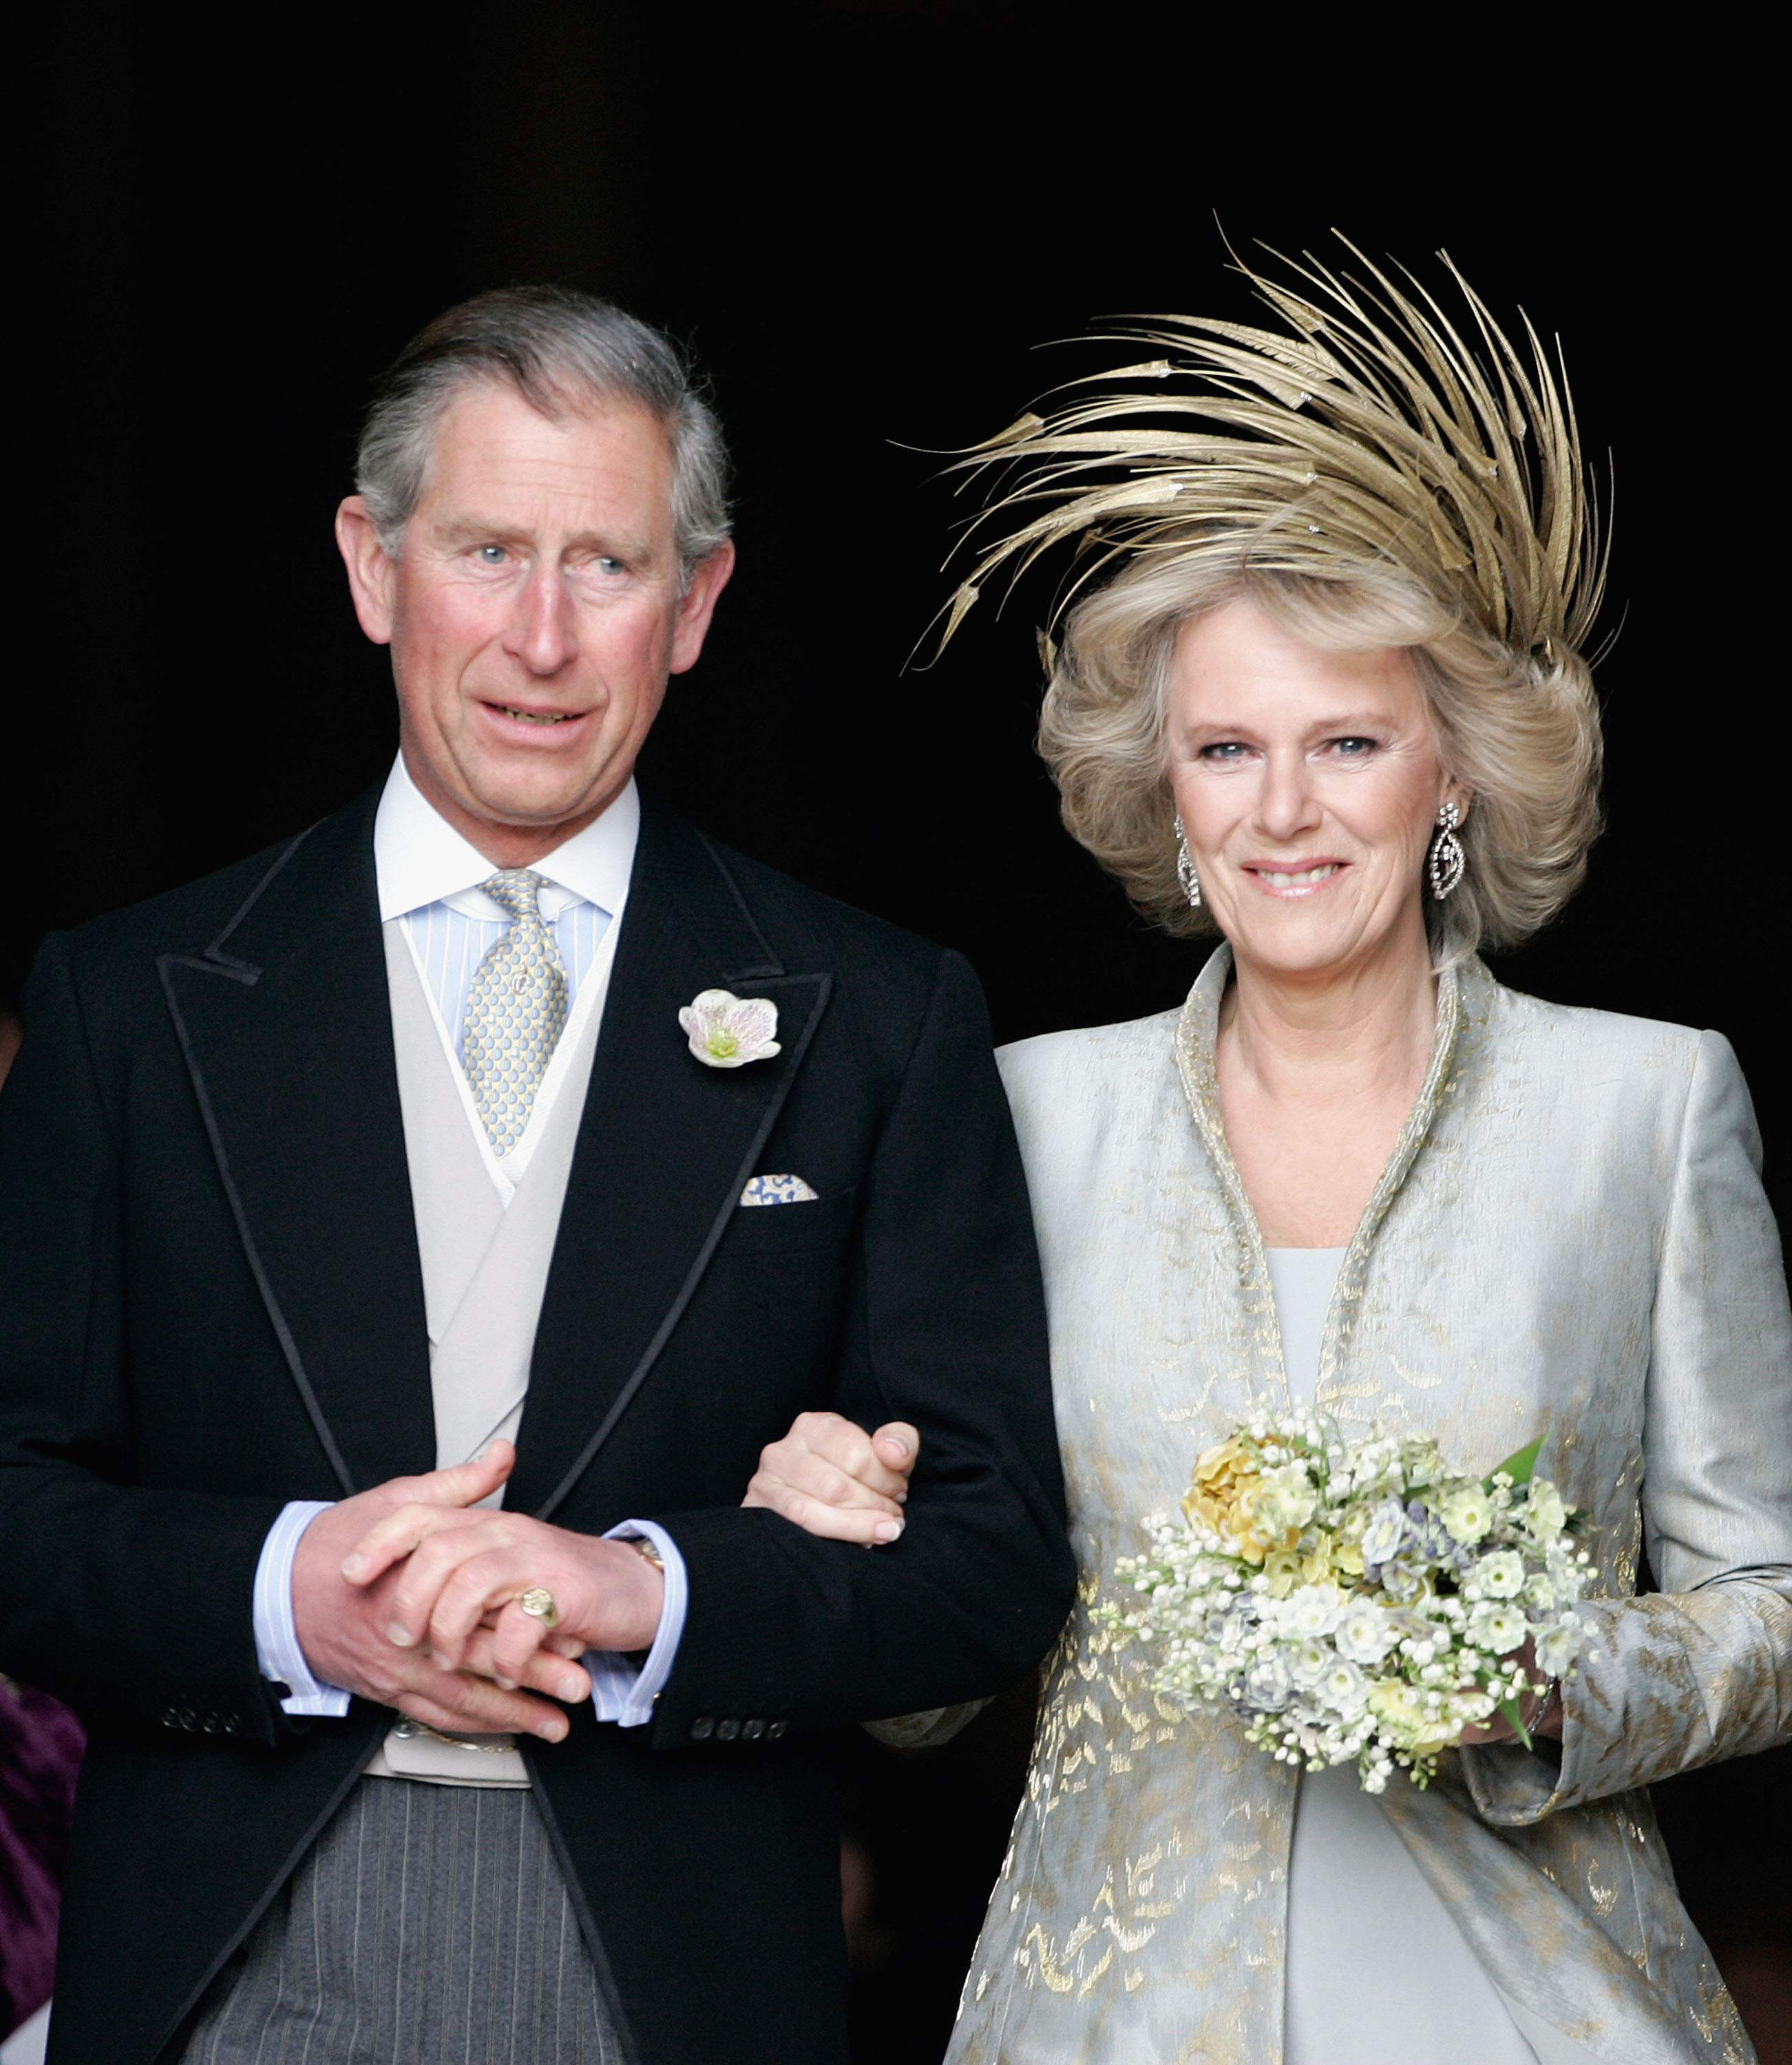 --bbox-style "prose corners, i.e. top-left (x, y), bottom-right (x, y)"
top-left (463, 871), bottom-right (570, 1158)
